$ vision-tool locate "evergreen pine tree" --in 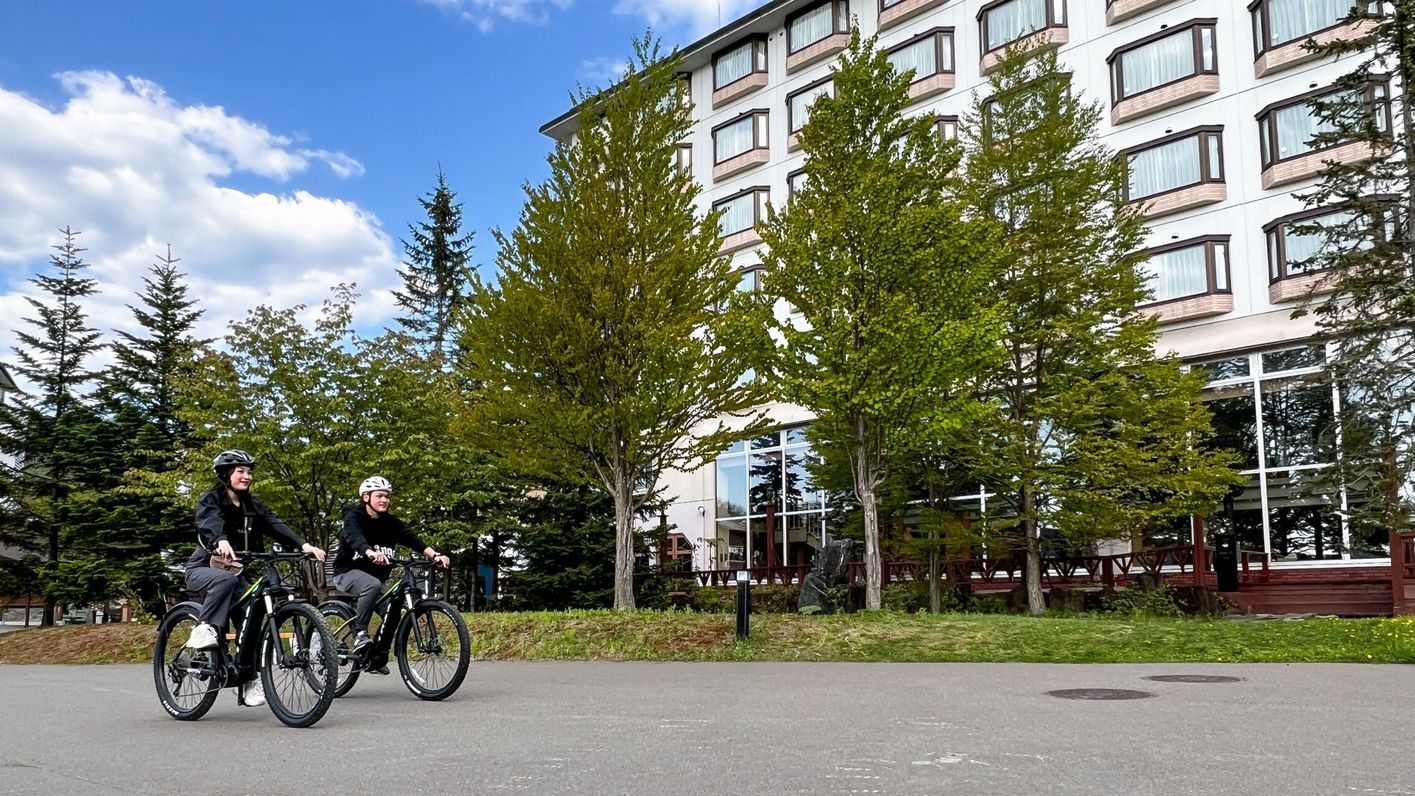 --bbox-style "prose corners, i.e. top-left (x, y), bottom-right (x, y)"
top-left (0, 227), bottom-right (104, 625)
top-left (395, 170), bottom-right (475, 366)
